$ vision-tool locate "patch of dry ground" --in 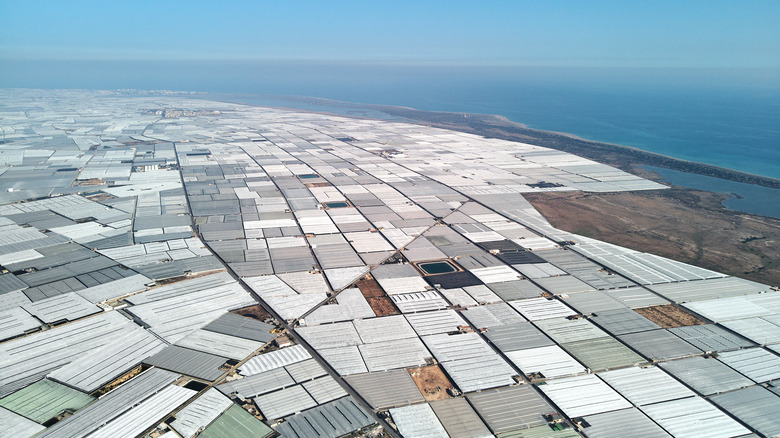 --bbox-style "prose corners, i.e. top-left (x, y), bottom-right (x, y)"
top-left (232, 304), bottom-right (272, 321)
top-left (635, 305), bottom-right (707, 328)
top-left (93, 364), bottom-right (146, 397)
top-left (357, 277), bottom-right (400, 316)
top-left (524, 188), bottom-right (780, 286)
top-left (407, 365), bottom-right (454, 401)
